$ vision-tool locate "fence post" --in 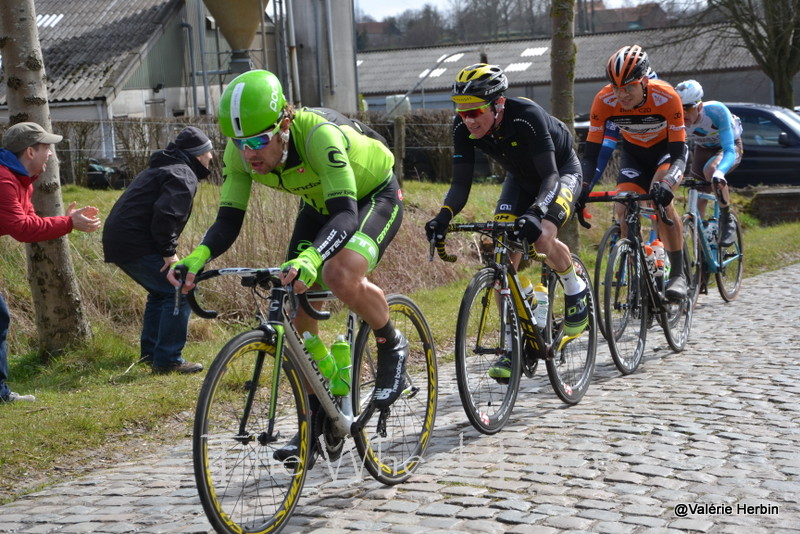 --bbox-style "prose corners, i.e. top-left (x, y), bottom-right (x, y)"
top-left (393, 115), bottom-right (405, 186)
